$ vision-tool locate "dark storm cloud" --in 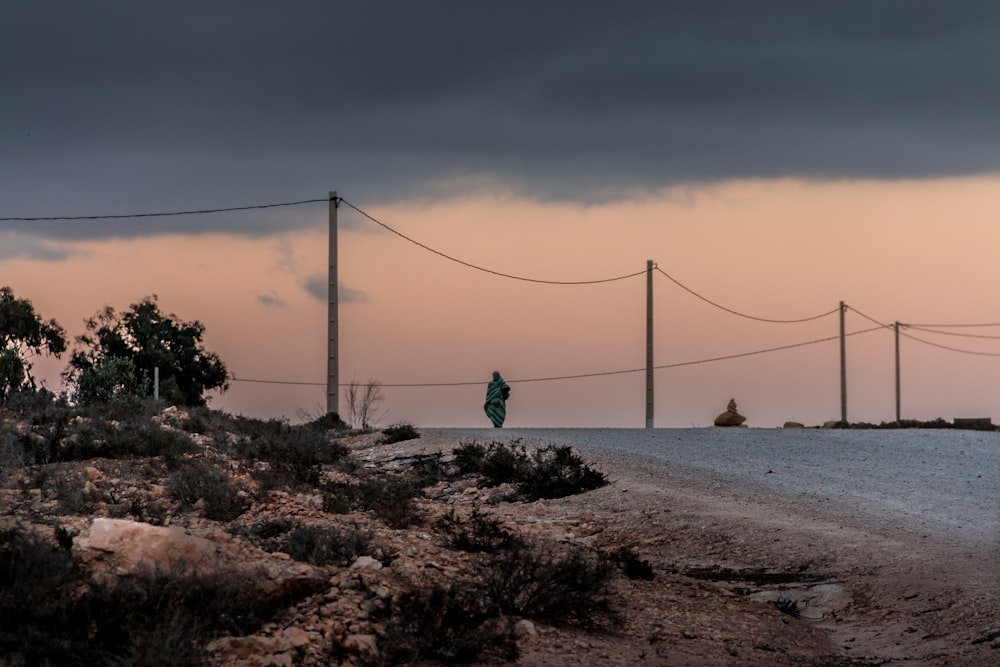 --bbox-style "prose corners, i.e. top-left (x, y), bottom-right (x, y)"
top-left (0, 232), bottom-right (77, 261)
top-left (3, 1), bottom-right (1000, 242)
